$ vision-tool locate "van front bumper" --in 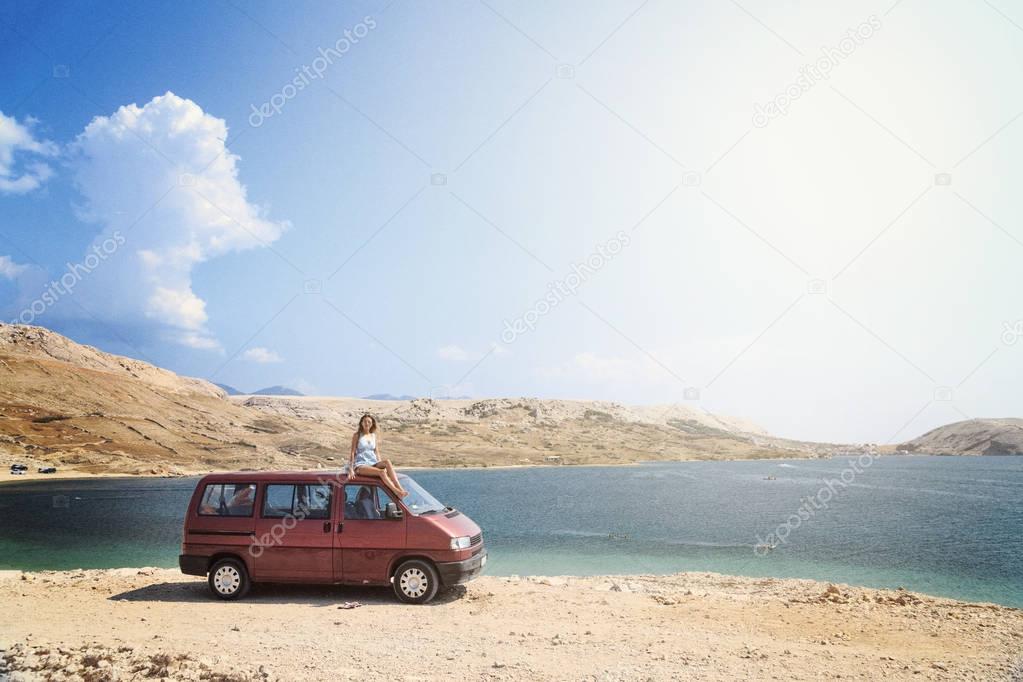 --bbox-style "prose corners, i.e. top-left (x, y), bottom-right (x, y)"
top-left (179, 554), bottom-right (208, 576)
top-left (437, 548), bottom-right (487, 586)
